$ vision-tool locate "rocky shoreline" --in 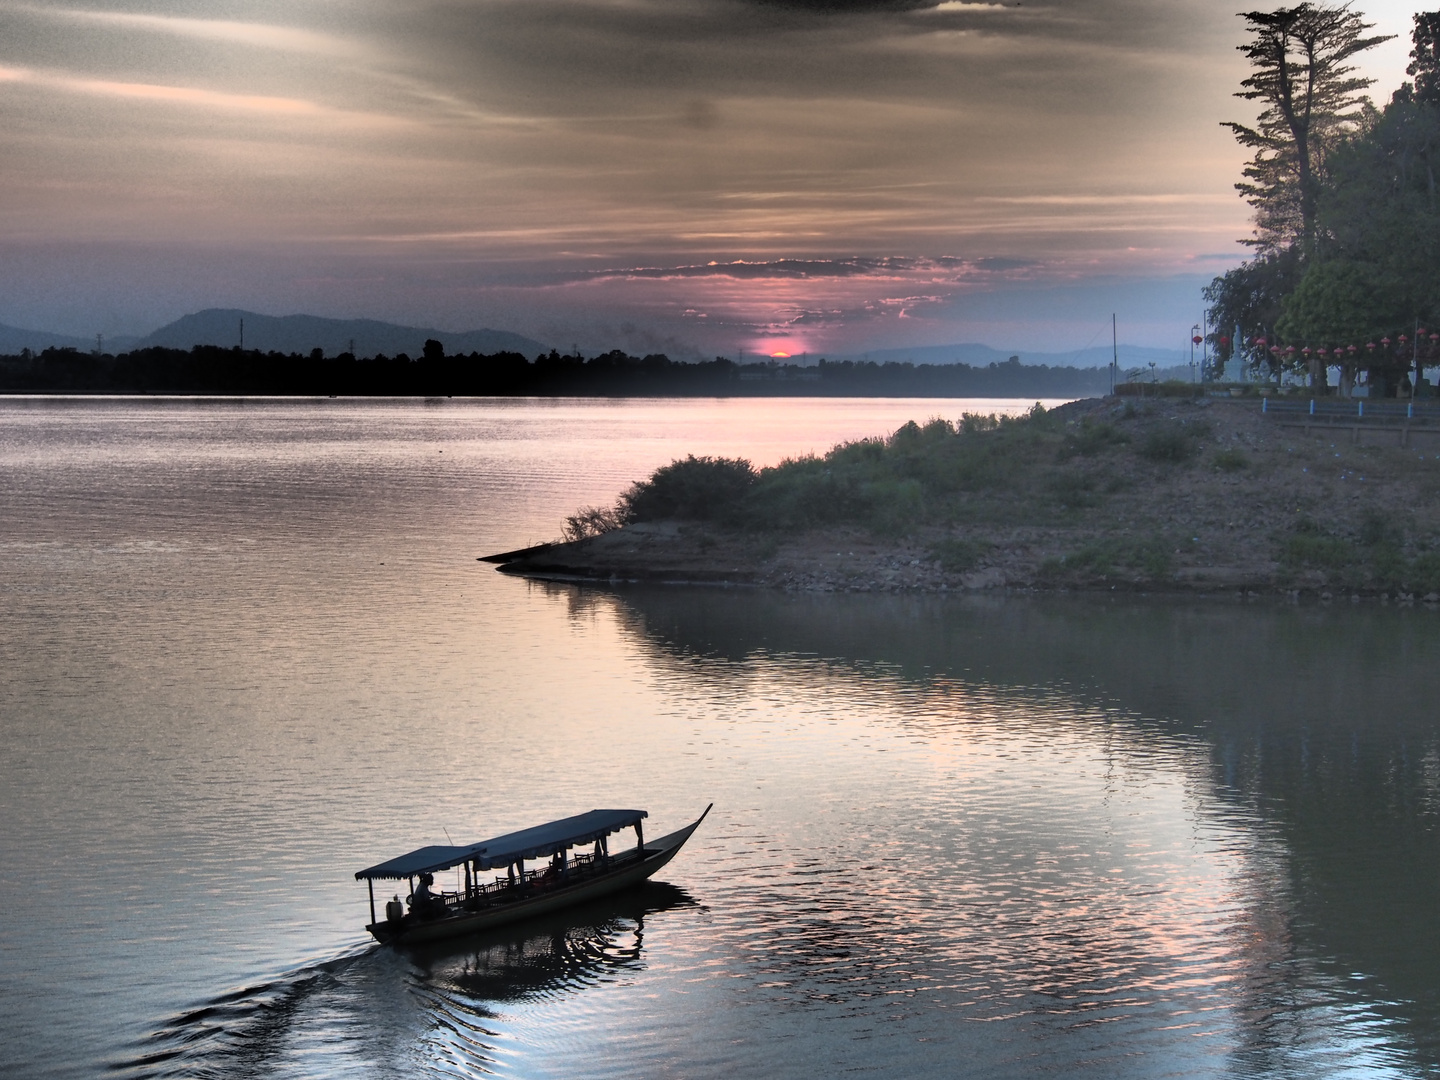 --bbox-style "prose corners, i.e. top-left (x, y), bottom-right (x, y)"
top-left (485, 396), bottom-right (1440, 600)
